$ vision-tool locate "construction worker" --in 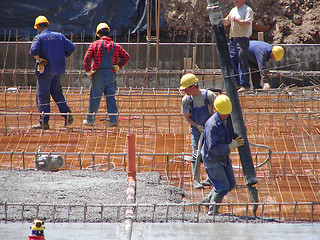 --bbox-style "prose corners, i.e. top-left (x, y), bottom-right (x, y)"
top-left (180, 73), bottom-right (216, 189)
top-left (83, 23), bottom-right (130, 127)
top-left (201, 94), bottom-right (244, 215)
top-left (223, 0), bottom-right (253, 92)
top-left (30, 15), bottom-right (75, 130)
top-left (248, 40), bottom-right (284, 89)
